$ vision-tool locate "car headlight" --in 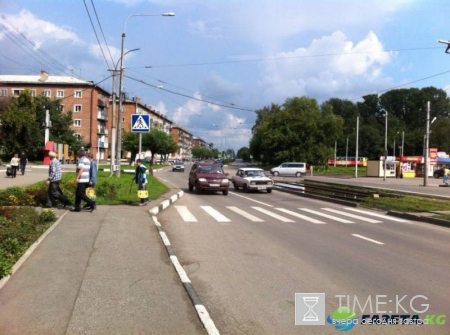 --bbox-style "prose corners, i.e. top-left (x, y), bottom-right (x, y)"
top-left (268, 181), bottom-right (273, 185)
top-left (221, 179), bottom-right (229, 184)
top-left (198, 178), bottom-right (207, 182)
top-left (250, 181), bottom-right (256, 185)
